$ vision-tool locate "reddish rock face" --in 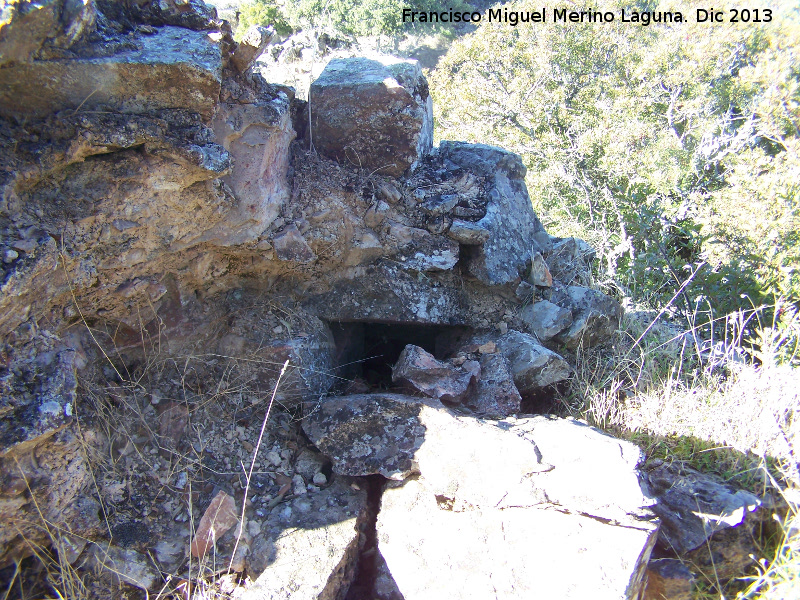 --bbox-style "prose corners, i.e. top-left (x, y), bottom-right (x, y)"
top-left (309, 57), bottom-right (433, 177)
